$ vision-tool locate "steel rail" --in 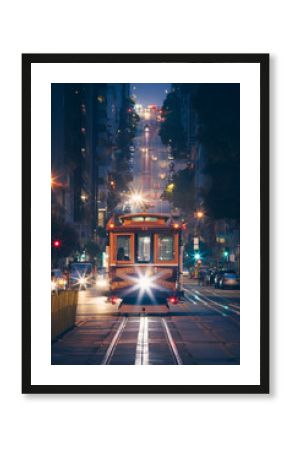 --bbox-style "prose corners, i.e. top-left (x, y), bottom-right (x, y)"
top-left (184, 287), bottom-right (240, 326)
top-left (194, 289), bottom-right (240, 316)
top-left (101, 317), bottom-right (128, 365)
top-left (161, 318), bottom-right (183, 365)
